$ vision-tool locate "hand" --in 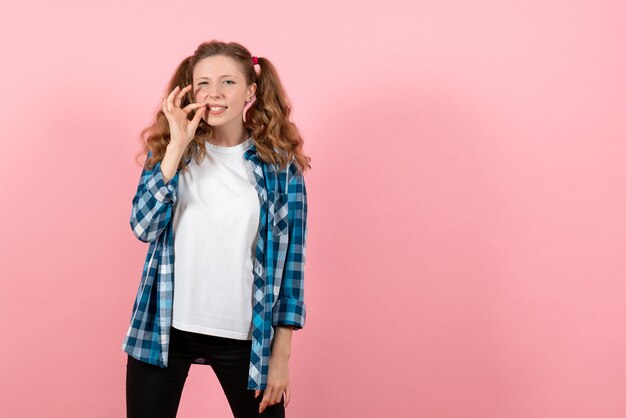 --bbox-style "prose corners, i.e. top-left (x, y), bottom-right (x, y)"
top-left (161, 84), bottom-right (207, 149)
top-left (255, 352), bottom-right (291, 413)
